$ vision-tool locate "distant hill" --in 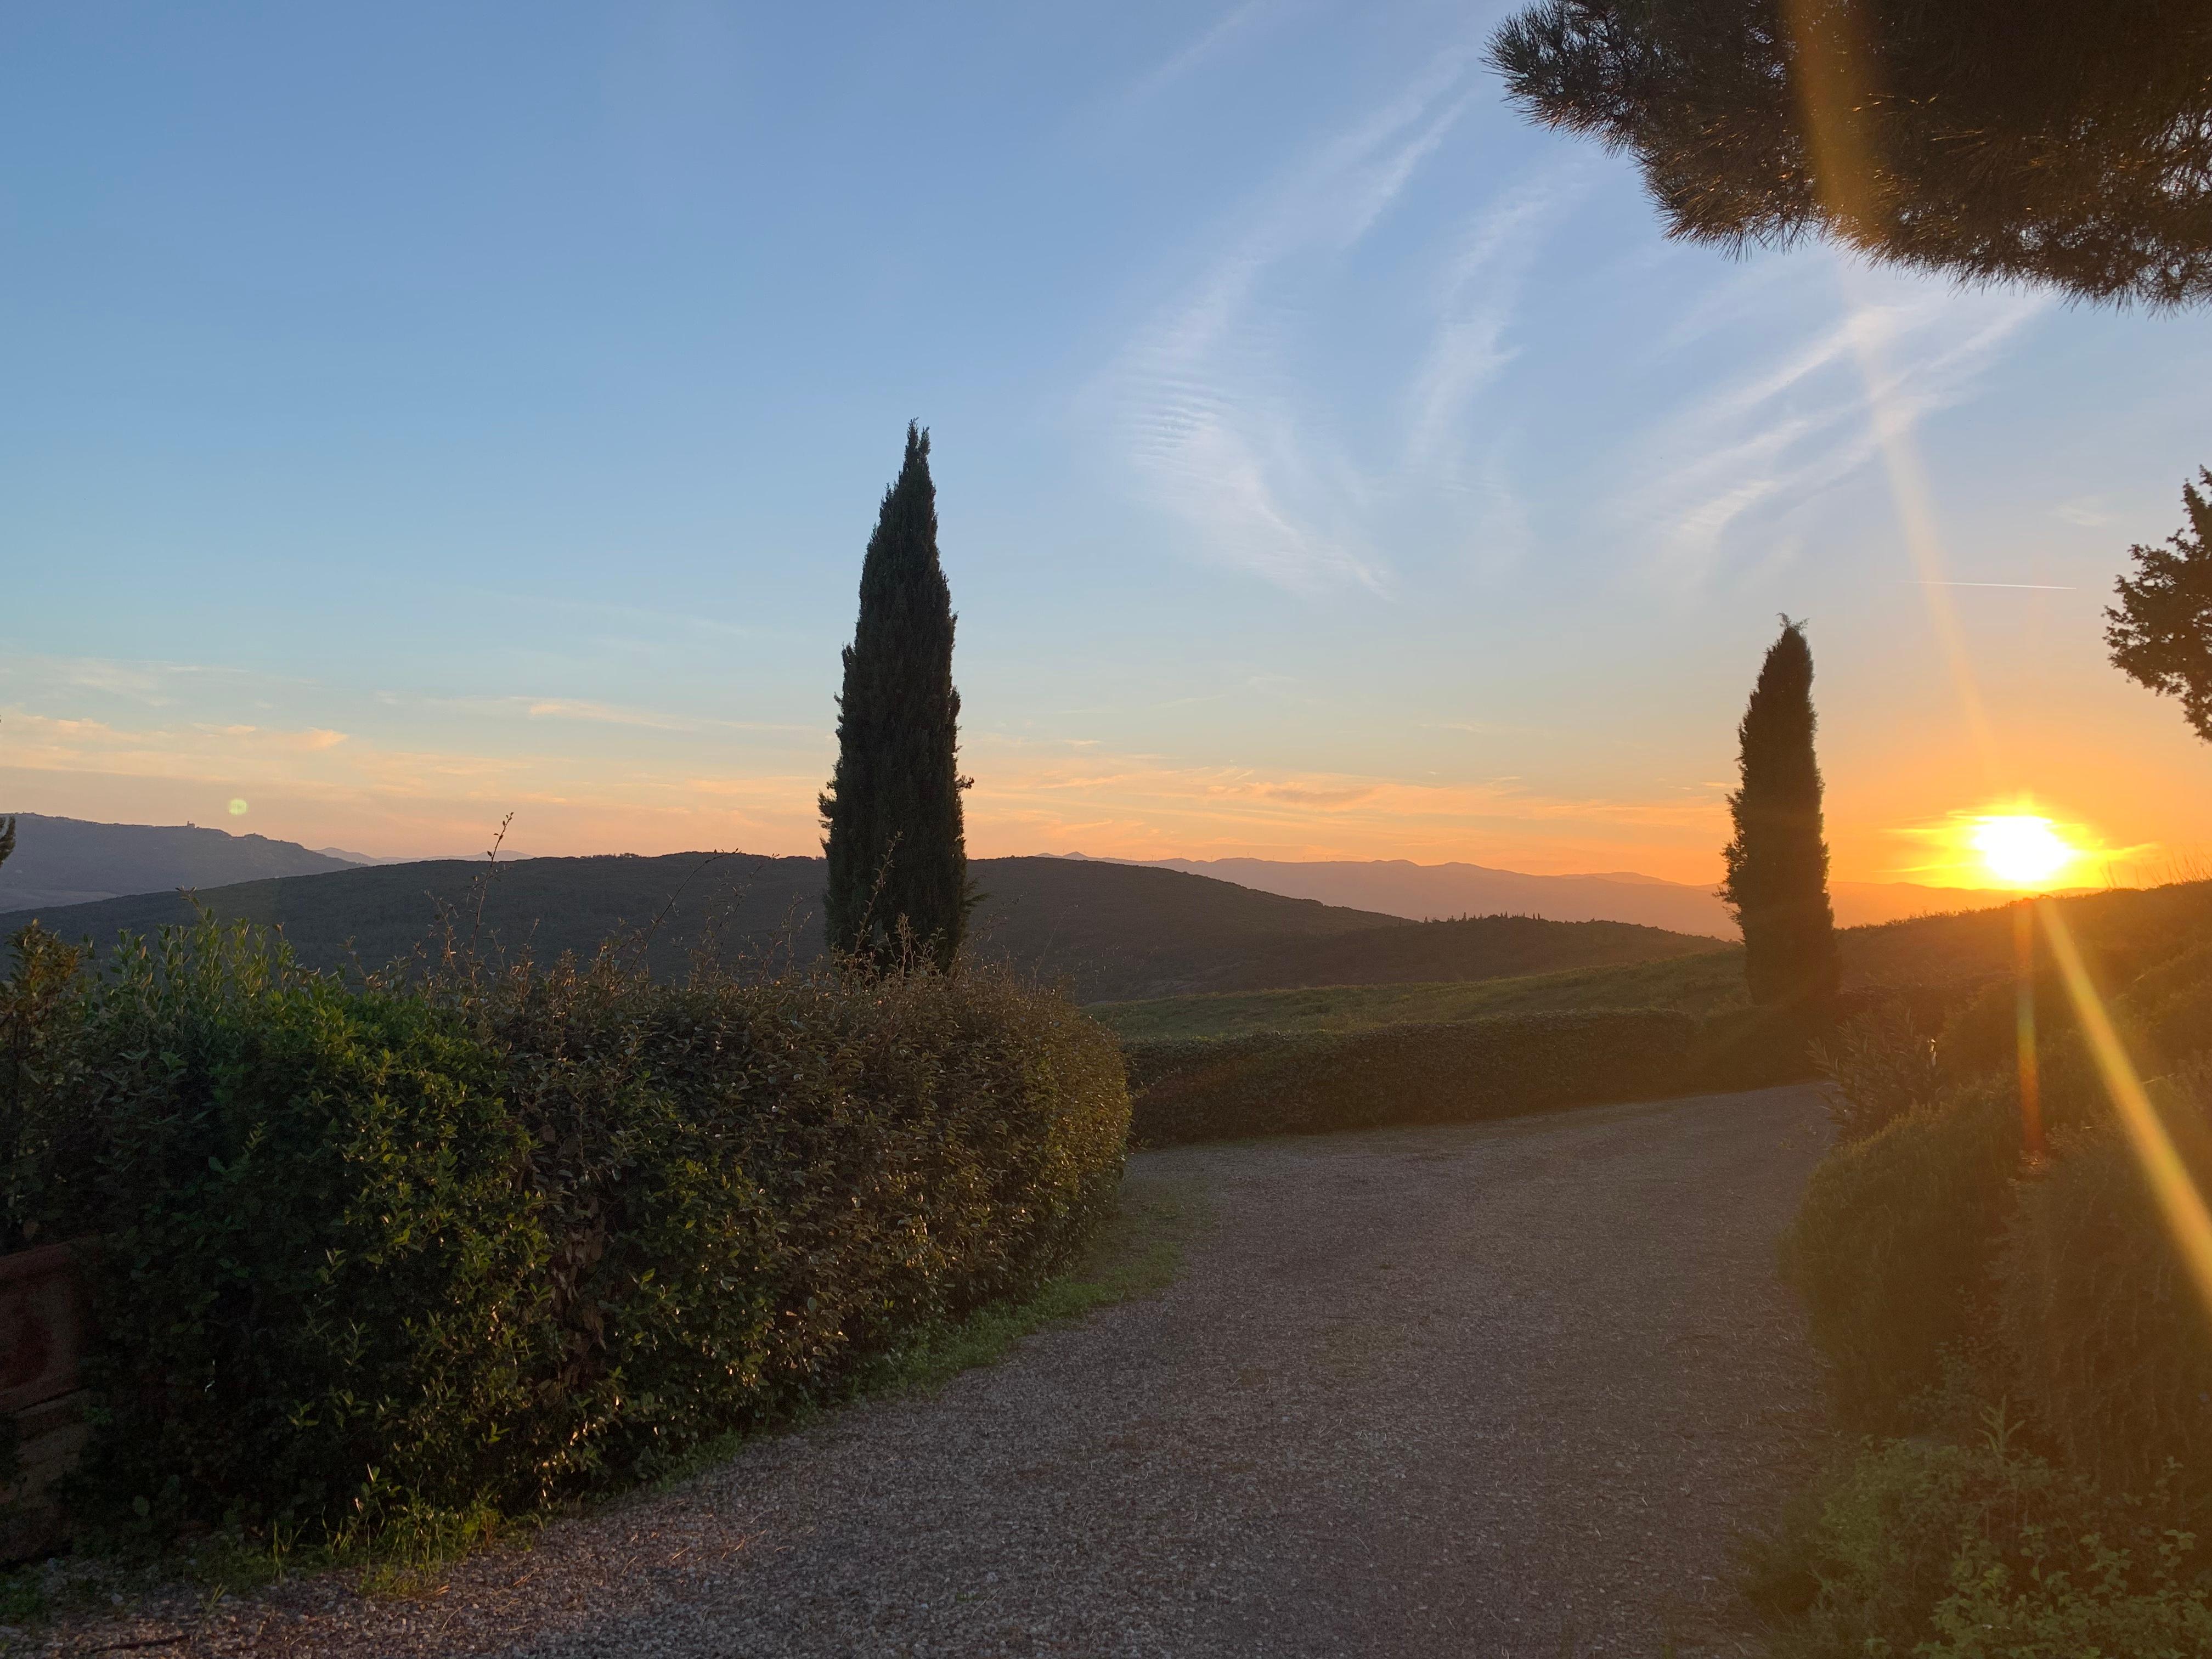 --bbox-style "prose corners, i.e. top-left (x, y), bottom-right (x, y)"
top-left (314, 846), bottom-right (420, 866)
top-left (1092, 879), bottom-right (2212, 1042)
top-left (1112, 855), bottom-right (2045, 934)
top-left (0, 851), bottom-right (1720, 1005)
top-left (1124, 856), bottom-right (1737, 935)
top-left (1204, 913), bottom-right (1729, 992)
top-left (0, 812), bottom-right (360, 911)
